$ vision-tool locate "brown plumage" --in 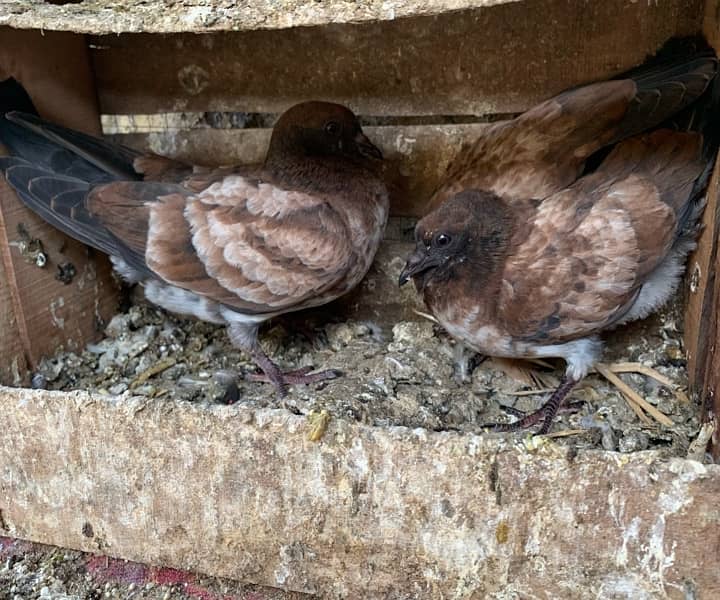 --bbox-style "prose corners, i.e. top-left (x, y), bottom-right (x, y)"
top-left (400, 38), bottom-right (719, 433)
top-left (0, 79), bottom-right (388, 397)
